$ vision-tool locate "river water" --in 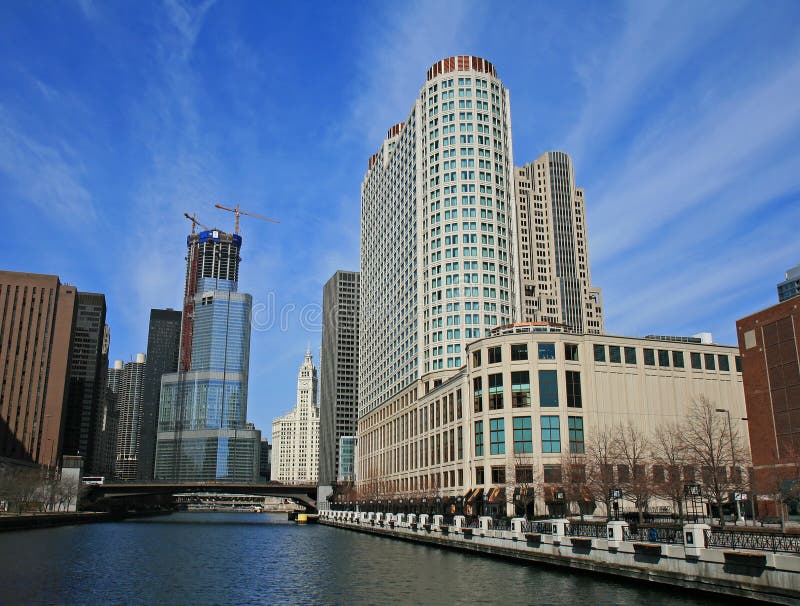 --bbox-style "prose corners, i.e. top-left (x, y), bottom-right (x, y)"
top-left (0, 512), bottom-right (729, 605)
